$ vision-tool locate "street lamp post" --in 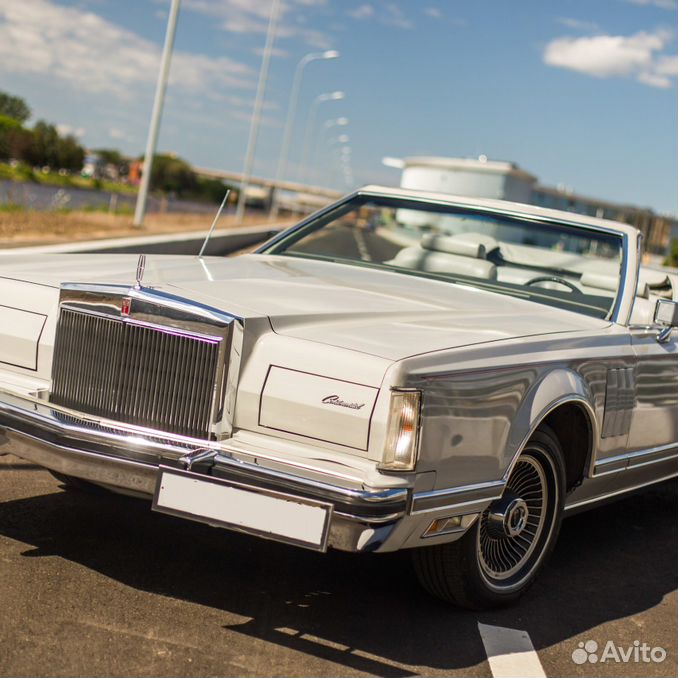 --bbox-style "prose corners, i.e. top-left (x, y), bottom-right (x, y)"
top-left (324, 134), bottom-right (350, 187)
top-left (331, 141), bottom-right (353, 189)
top-left (299, 91), bottom-right (344, 186)
top-left (323, 116), bottom-right (349, 132)
top-left (329, 134), bottom-right (350, 146)
top-left (235, 0), bottom-right (282, 223)
top-left (269, 50), bottom-right (339, 220)
top-left (311, 117), bottom-right (349, 185)
top-left (133, 0), bottom-right (181, 228)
